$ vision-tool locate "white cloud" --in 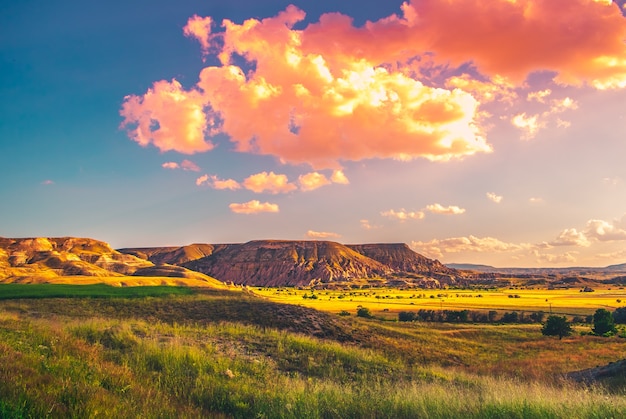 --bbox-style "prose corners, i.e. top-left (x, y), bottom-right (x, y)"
top-left (534, 251), bottom-right (578, 265)
top-left (381, 209), bottom-right (425, 221)
top-left (229, 200), bottom-right (279, 214)
top-left (162, 162), bottom-right (180, 170)
top-left (486, 192), bottom-right (503, 203)
top-left (511, 113), bottom-right (542, 140)
top-left (411, 235), bottom-right (528, 259)
top-left (360, 219), bottom-right (379, 230)
top-left (306, 230), bottom-right (341, 239)
top-left (550, 228), bottom-right (591, 247)
top-left (425, 203), bottom-right (466, 215)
